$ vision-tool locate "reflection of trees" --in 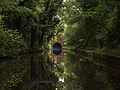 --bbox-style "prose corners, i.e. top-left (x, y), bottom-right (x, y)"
top-left (64, 51), bottom-right (115, 90)
top-left (0, 51), bottom-right (57, 90)
top-left (0, 56), bottom-right (29, 90)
